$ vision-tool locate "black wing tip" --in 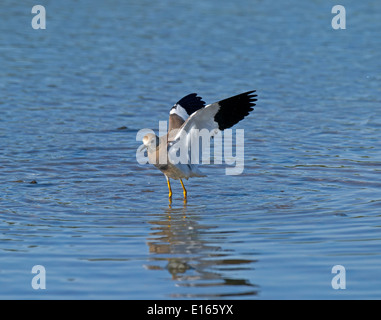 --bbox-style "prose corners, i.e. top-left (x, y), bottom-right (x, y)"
top-left (244, 90), bottom-right (258, 108)
top-left (214, 90), bottom-right (258, 130)
top-left (230, 90), bottom-right (257, 101)
top-left (241, 89), bottom-right (258, 100)
top-left (243, 89), bottom-right (256, 95)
